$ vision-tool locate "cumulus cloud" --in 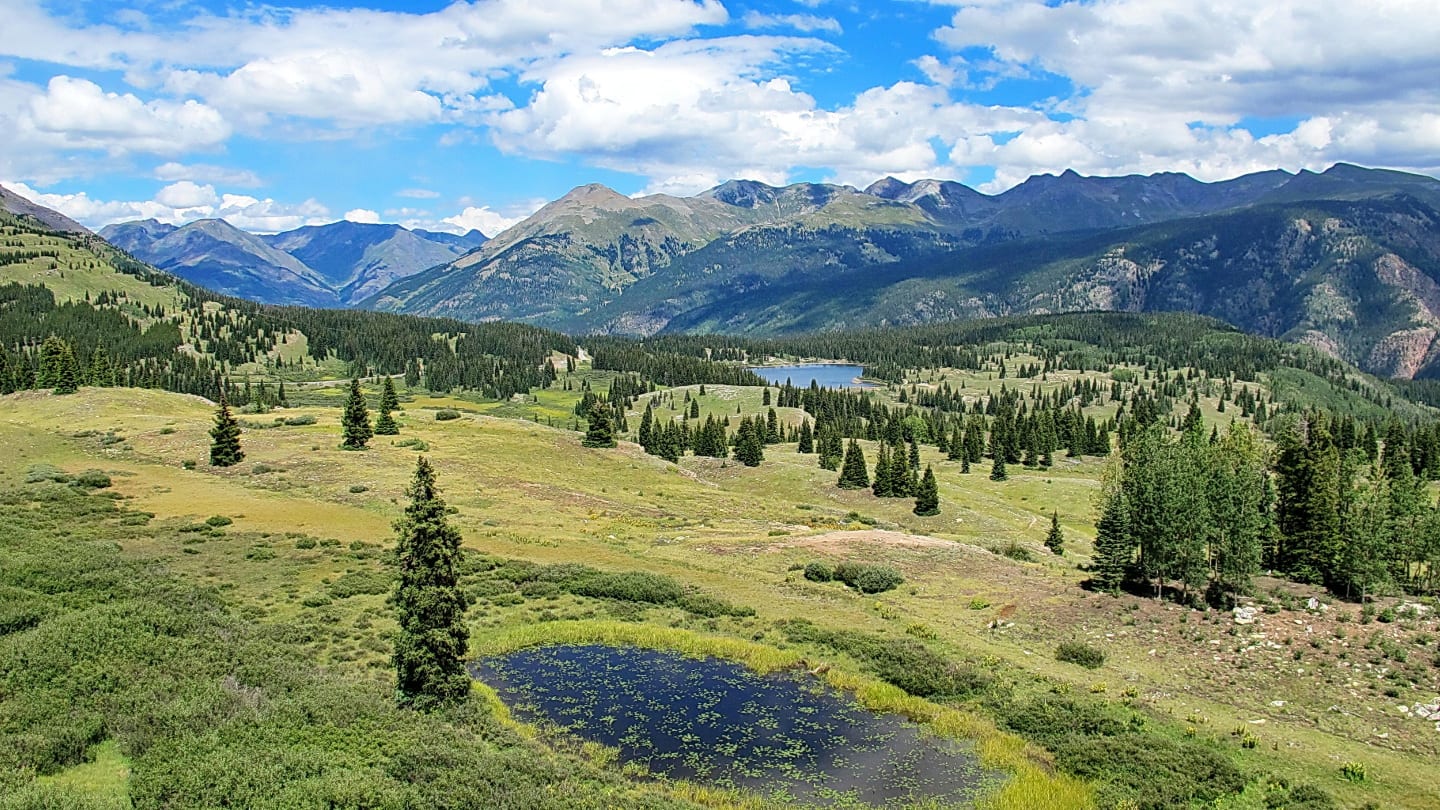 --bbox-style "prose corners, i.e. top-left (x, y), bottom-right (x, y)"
top-left (441, 204), bottom-right (537, 237)
top-left (490, 37), bottom-right (1043, 194)
top-left (344, 208), bottom-right (381, 223)
top-left (2, 181), bottom-right (330, 232)
top-left (24, 76), bottom-right (229, 154)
